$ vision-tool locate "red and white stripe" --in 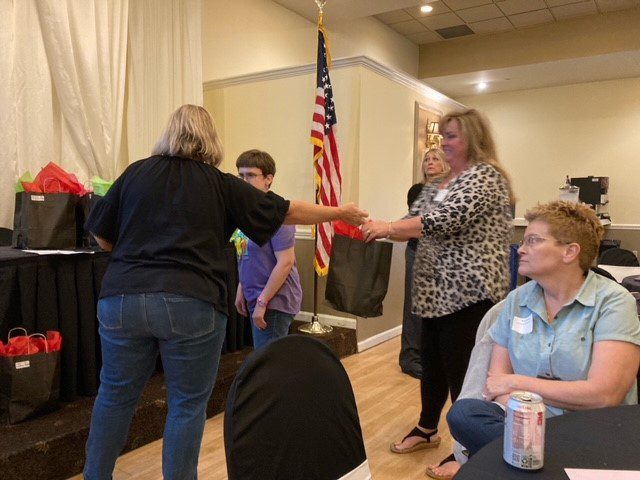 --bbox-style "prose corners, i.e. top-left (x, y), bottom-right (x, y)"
top-left (311, 87), bottom-right (342, 276)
